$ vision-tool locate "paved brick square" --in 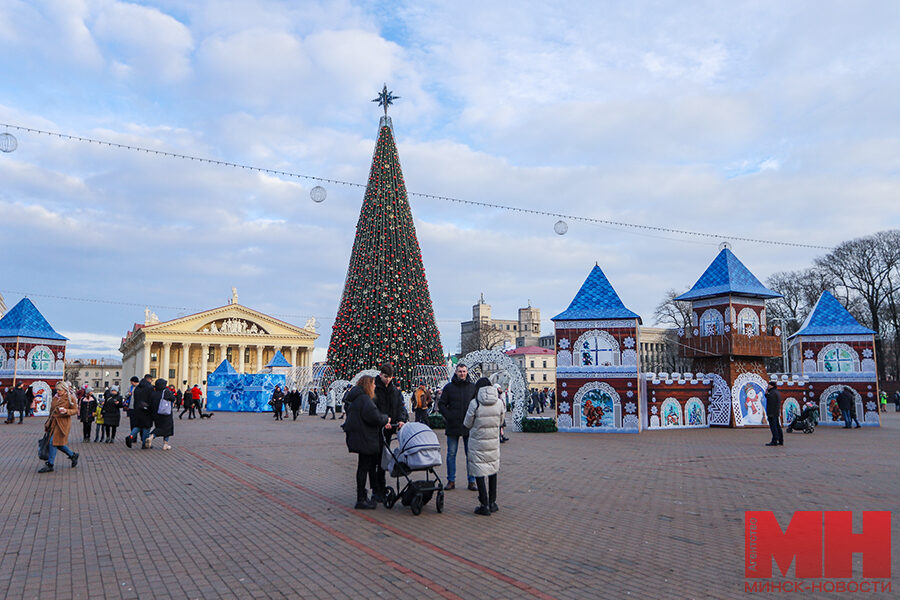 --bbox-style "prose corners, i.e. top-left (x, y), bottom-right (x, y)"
top-left (0, 412), bottom-right (897, 599)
